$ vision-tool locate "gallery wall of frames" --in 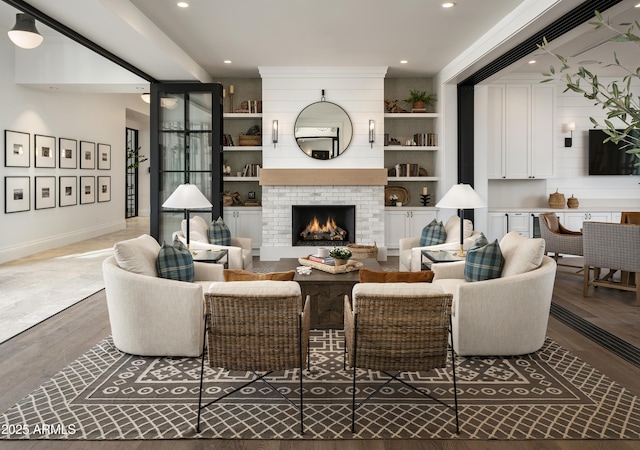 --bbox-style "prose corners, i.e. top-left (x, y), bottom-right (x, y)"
top-left (4, 129), bottom-right (112, 214)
